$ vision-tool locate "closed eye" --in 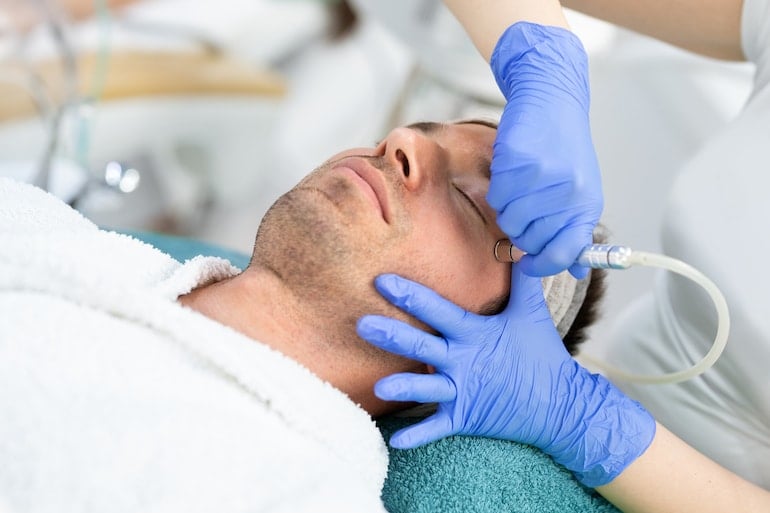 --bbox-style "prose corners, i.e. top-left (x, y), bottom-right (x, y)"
top-left (453, 184), bottom-right (487, 225)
